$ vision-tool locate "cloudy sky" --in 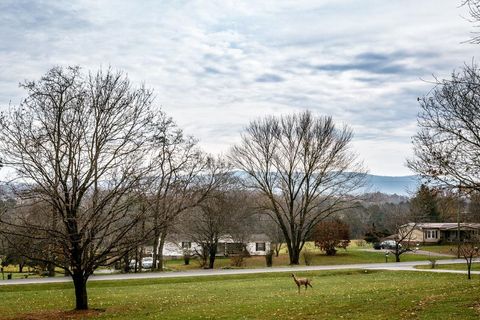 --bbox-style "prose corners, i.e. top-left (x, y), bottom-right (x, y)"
top-left (0, 0), bottom-right (478, 176)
